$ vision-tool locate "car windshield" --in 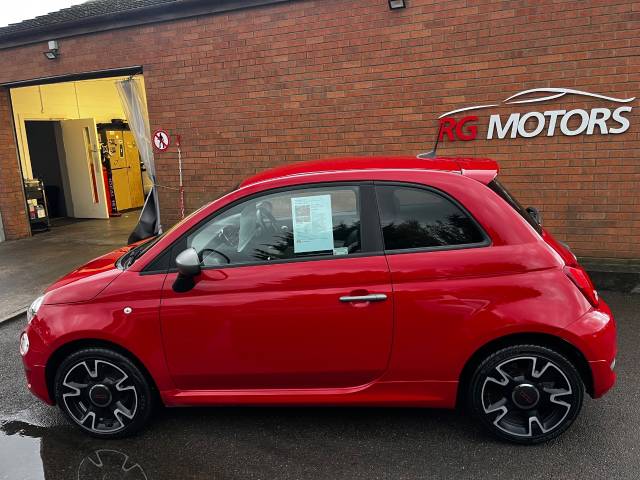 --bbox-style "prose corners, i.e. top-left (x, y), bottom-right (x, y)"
top-left (488, 179), bottom-right (542, 234)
